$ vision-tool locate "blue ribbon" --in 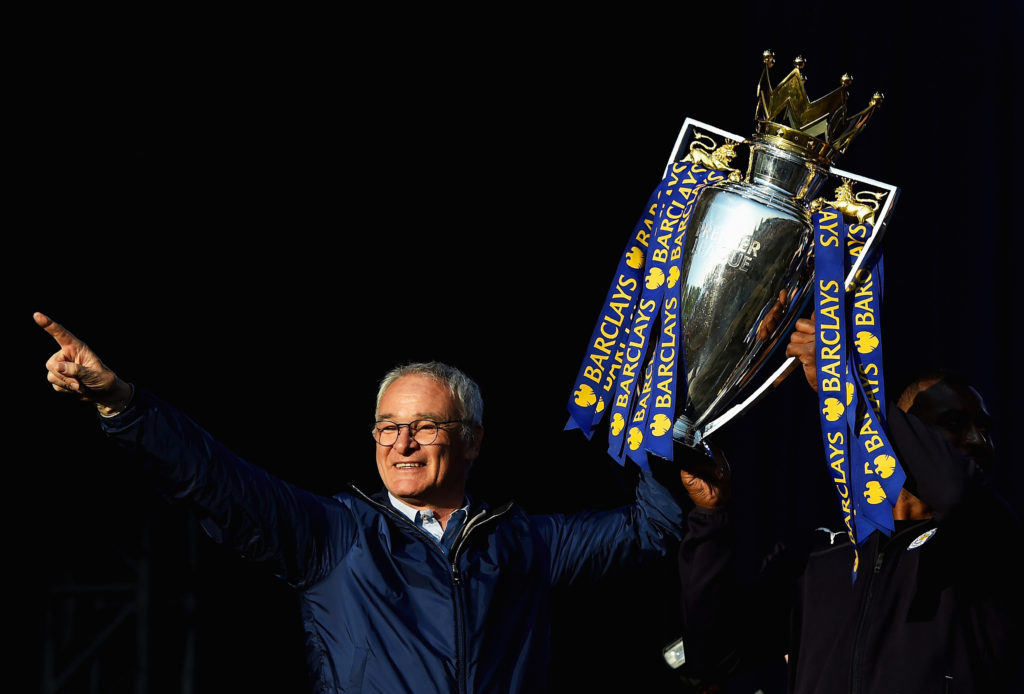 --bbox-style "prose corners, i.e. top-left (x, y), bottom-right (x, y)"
top-left (813, 208), bottom-right (906, 581)
top-left (845, 229), bottom-right (904, 541)
top-left (633, 163), bottom-right (719, 464)
top-left (565, 183), bottom-right (661, 440)
top-left (566, 160), bottom-right (717, 468)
